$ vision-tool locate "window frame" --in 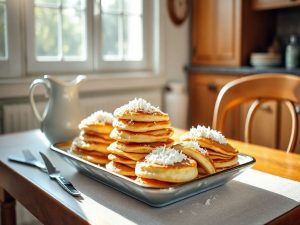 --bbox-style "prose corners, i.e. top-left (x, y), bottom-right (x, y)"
top-left (1, 0), bottom-right (156, 77)
top-left (0, 0), bottom-right (22, 78)
top-left (94, 0), bottom-right (153, 72)
top-left (25, 0), bottom-right (93, 75)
